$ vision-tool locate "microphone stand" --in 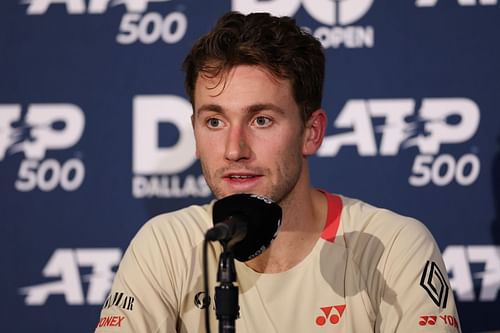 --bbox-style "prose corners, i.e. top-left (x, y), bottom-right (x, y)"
top-left (215, 242), bottom-right (239, 333)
